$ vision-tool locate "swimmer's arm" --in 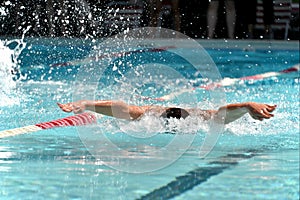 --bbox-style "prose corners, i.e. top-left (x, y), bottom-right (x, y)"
top-left (213, 102), bottom-right (276, 124)
top-left (57, 100), bottom-right (147, 120)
